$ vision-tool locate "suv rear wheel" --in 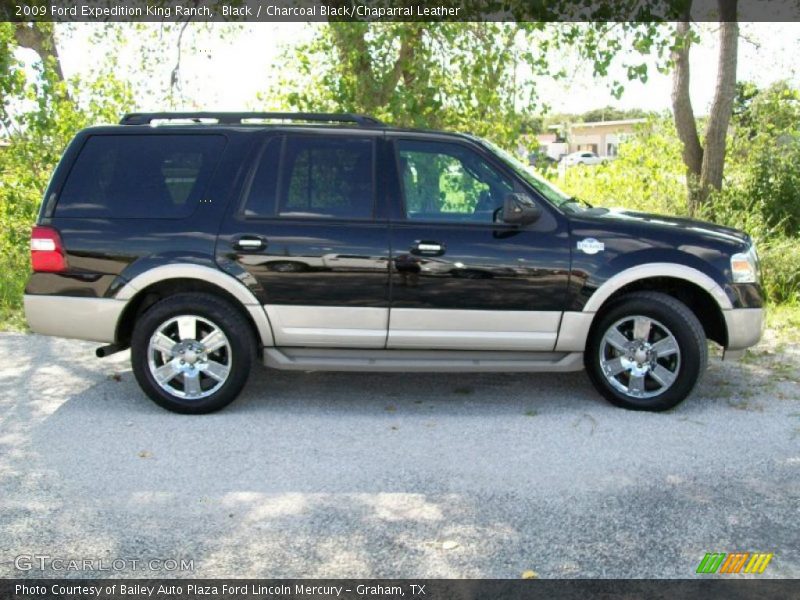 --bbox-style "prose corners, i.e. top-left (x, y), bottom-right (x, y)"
top-left (131, 293), bottom-right (256, 414)
top-left (585, 291), bottom-right (707, 411)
